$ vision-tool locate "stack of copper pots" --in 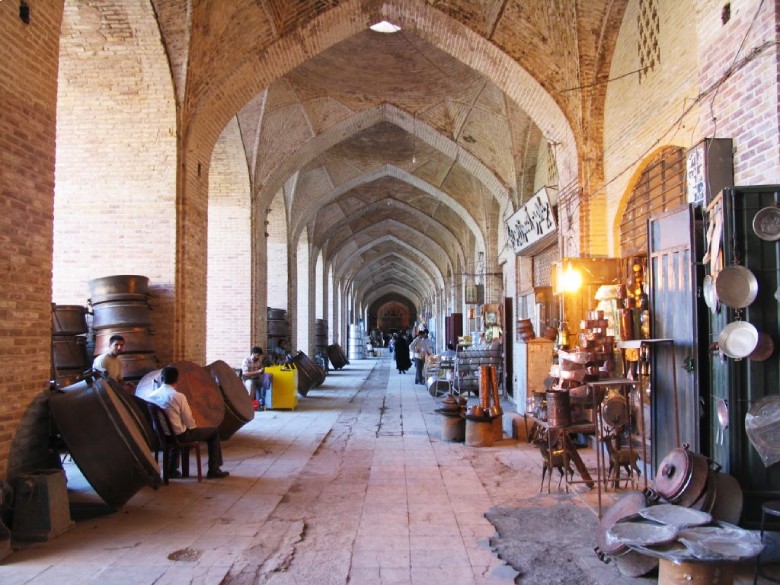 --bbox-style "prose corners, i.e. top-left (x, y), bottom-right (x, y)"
top-left (88, 275), bottom-right (158, 382)
top-left (651, 445), bottom-right (743, 524)
top-left (517, 318), bottom-right (535, 342)
top-left (267, 307), bottom-right (289, 361)
top-left (51, 303), bottom-right (90, 387)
